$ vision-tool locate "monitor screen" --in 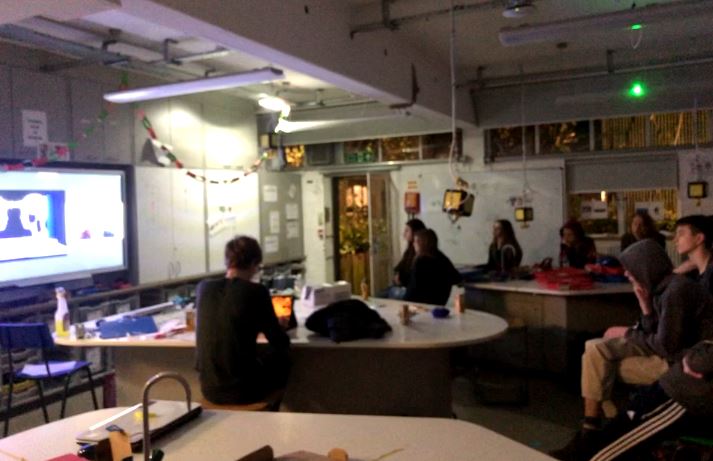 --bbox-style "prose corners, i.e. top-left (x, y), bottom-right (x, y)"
top-left (0, 169), bottom-right (127, 287)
